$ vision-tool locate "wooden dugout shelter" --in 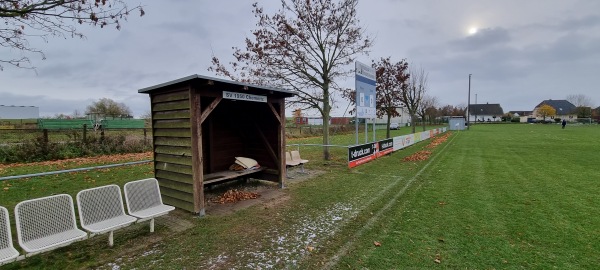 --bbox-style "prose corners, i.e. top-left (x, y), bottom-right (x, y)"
top-left (139, 74), bottom-right (295, 215)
